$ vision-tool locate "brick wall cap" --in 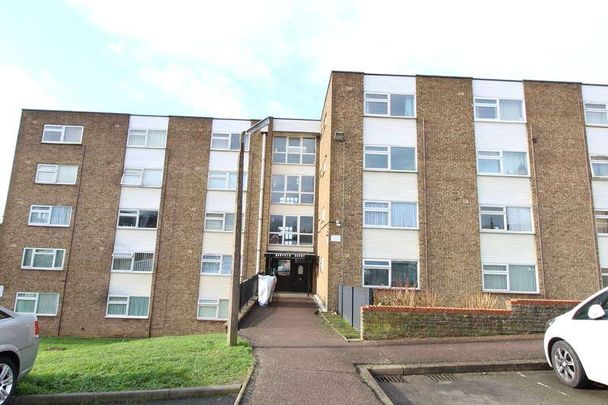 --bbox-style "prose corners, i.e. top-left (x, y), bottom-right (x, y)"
top-left (509, 299), bottom-right (580, 306)
top-left (363, 305), bottom-right (511, 316)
